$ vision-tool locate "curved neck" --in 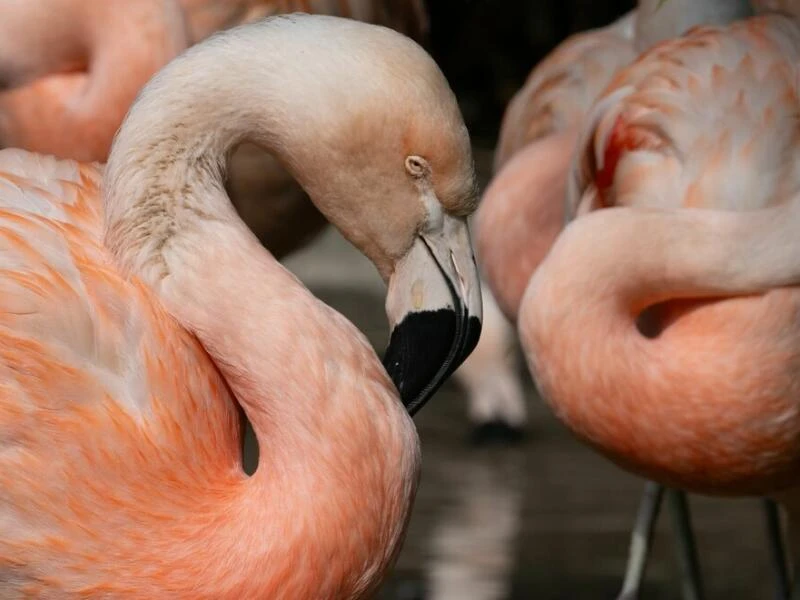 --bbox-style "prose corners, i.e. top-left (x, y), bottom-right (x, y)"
top-left (520, 205), bottom-right (800, 491)
top-left (161, 238), bottom-right (418, 595)
top-left (101, 14), bottom-right (418, 475)
top-left (102, 38), bottom-right (307, 274)
top-left (99, 19), bottom-right (419, 595)
top-left (635, 0), bottom-right (753, 52)
top-left (549, 206), bottom-right (800, 308)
